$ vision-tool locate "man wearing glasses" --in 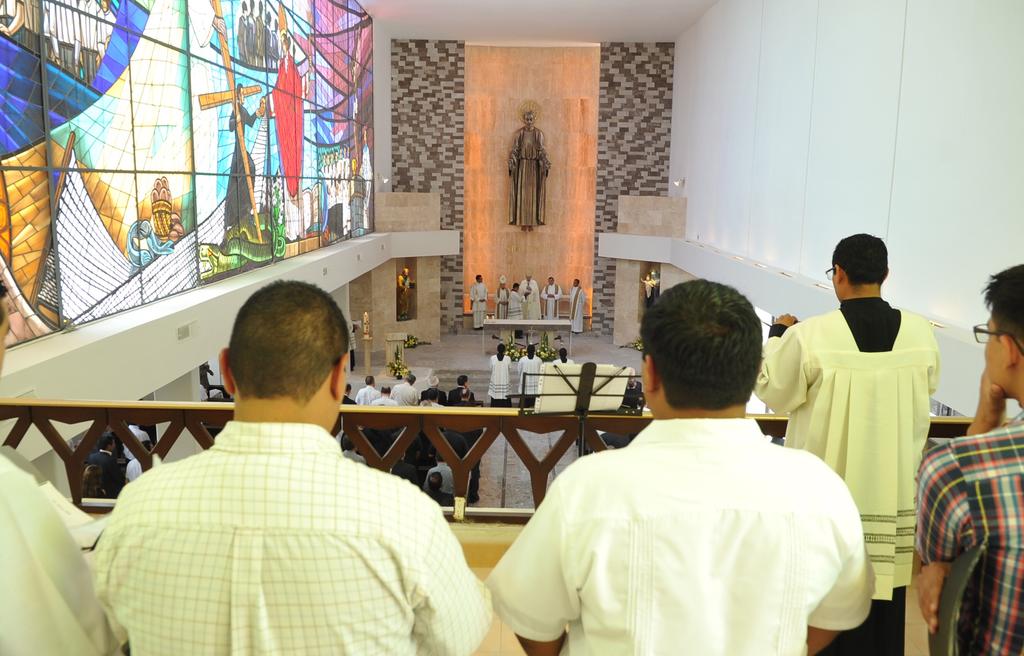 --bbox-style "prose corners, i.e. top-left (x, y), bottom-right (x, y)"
top-left (916, 264), bottom-right (1024, 654)
top-left (755, 233), bottom-right (941, 656)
